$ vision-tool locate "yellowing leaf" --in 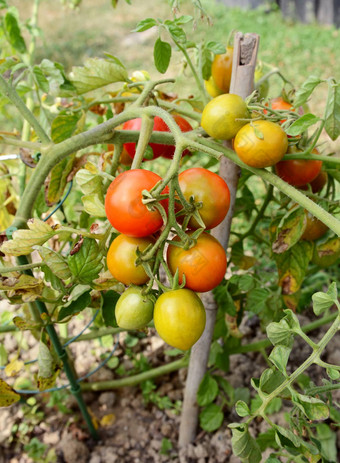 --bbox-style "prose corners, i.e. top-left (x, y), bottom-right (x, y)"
top-left (100, 414), bottom-right (116, 427)
top-left (0, 379), bottom-right (20, 407)
top-left (35, 246), bottom-right (72, 279)
top-left (0, 219), bottom-right (56, 256)
top-left (5, 358), bottom-right (24, 377)
top-left (13, 316), bottom-right (41, 331)
top-left (0, 274), bottom-right (44, 302)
